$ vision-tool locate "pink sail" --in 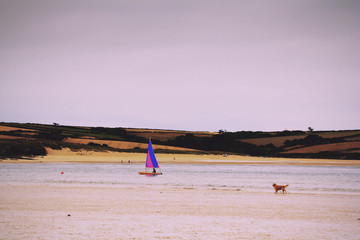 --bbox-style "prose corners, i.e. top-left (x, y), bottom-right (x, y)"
top-left (145, 151), bottom-right (154, 168)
